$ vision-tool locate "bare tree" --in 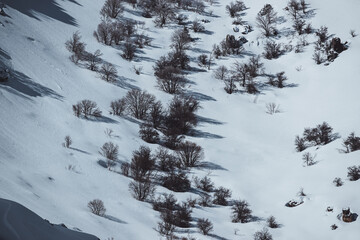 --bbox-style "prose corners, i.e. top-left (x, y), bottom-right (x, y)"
top-left (254, 228), bottom-right (273, 240)
top-left (224, 77), bottom-right (237, 94)
top-left (213, 187), bottom-right (232, 206)
top-left (214, 65), bottom-right (229, 80)
top-left (110, 98), bottom-right (127, 116)
top-left (85, 49), bottom-right (102, 71)
top-left (284, 0), bottom-right (301, 20)
top-left (65, 31), bottom-right (86, 64)
top-left (192, 19), bottom-right (205, 32)
top-left (347, 165), bottom-right (360, 181)
top-left (147, 101), bottom-right (164, 129)
top-left (226, 1), bottom-right (246, 18)
top-left (94, 21), bottom-right (113, 45)
top-left (125, 89), bottom-right (156, 120)
top-left (130, 146), bottom-right (155, 181)
top-left (72, 100), bottom-right (102, 118)
top-left (197, 218), bottom-right (213, 235)
top-left (100, 63), bottom-right (117, 82)
top-left (302, 152), bottom-right (316, 166)
top-left (154, 0), bottom-right (176, 27)
top-left (156, 65), bottom-right (186, 94)
top-left (263, 41), bottom-right (282, 59)
top-left (63, 135), bottom-right (72, 148)
top-left (129, 178), bottom-right (156, 201)
top-left (176, 141), bottom-right (204, 167)
top-left (266, 103), bottom-right (281, 115)
top-left (165, 95), bottom-right (200, 135)
top-left (88, 199), bottom-right (106, 216)
top-left (256, 4), bottom-right (278, 37)
top-left (100, 0), bottom-right (124, 19)
top-left (267, 216), bottom-right (280, 228)
top-left (100, 142), bottom-right (119, 170)
top-left (122, 41), bottom-right (137, 61)
top-left (232, 200), bottom-right (252, 223)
